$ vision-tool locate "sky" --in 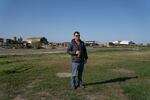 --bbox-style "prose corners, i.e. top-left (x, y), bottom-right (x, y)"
top-left (0, 0), bottom-right (150, 43)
